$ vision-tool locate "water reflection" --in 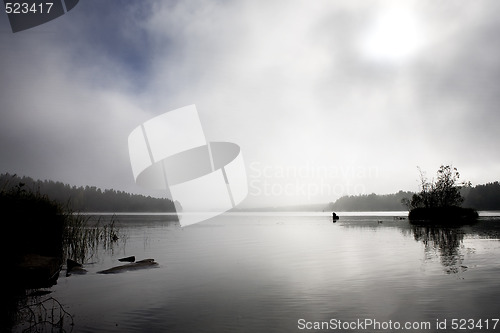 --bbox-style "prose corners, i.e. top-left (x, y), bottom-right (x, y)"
top-left (410, 225), bottom-right (467, 274)
top-left (42, 214), bottom-right (500, 332)
top-left (339, 216), bottom-right (500, 275)
top-left (405, 218), bottom-right (500, 274)
top-left (12, 294), bottom-right (74, 332)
